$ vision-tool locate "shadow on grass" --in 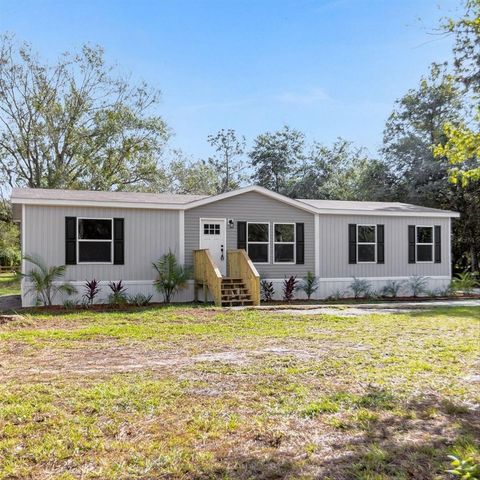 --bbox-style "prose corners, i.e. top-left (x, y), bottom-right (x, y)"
top-left (204, 389), bottom-right (480, 480)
